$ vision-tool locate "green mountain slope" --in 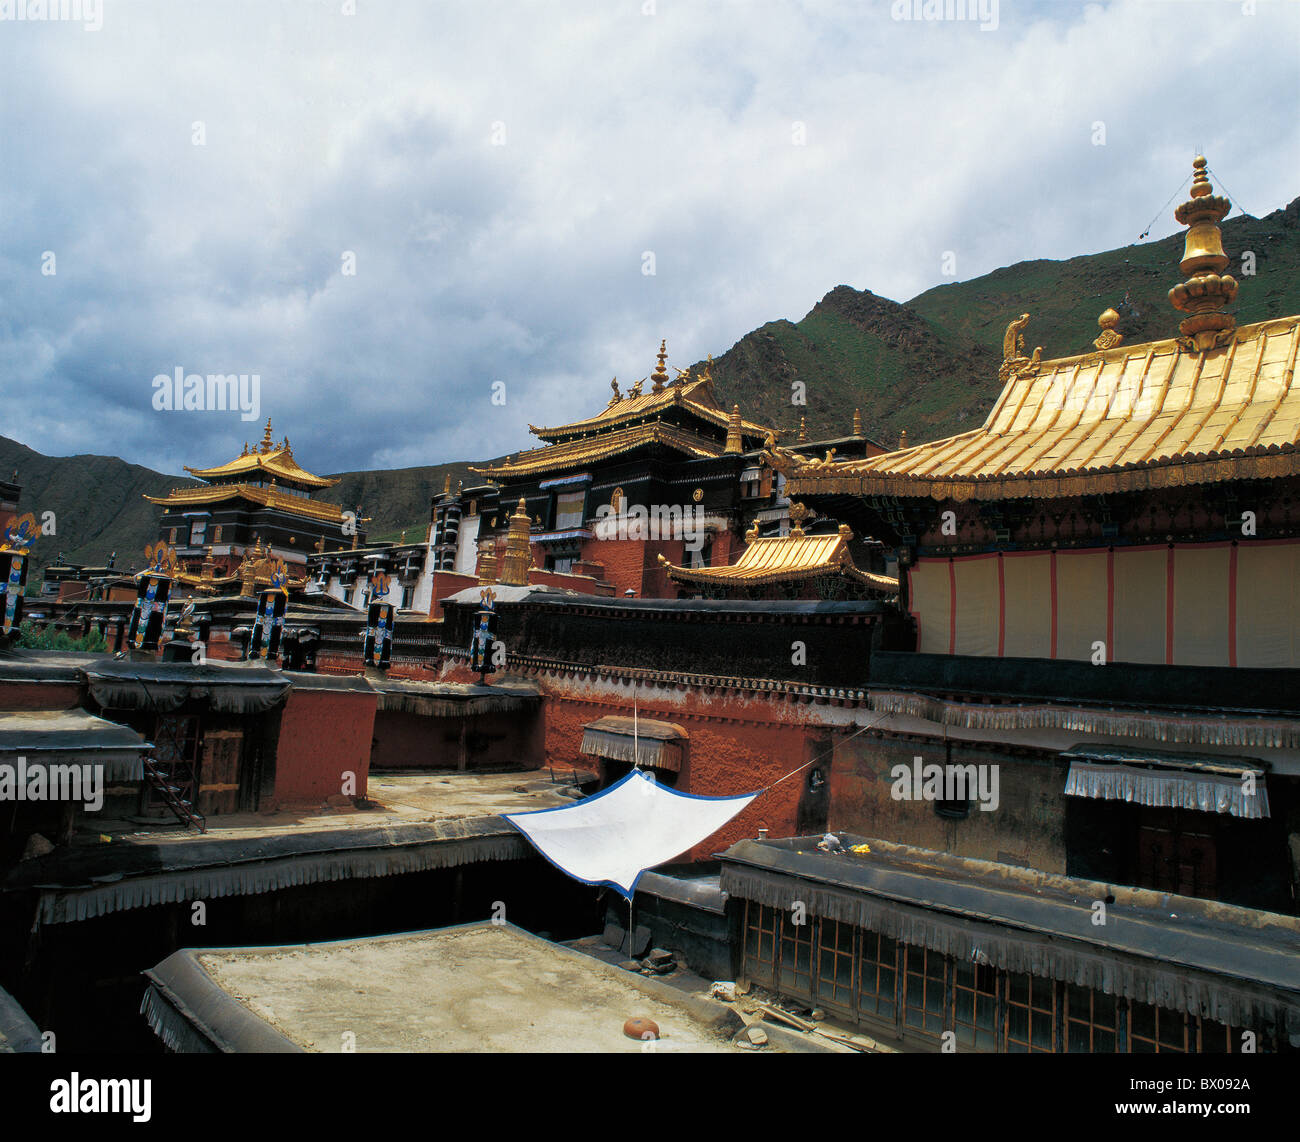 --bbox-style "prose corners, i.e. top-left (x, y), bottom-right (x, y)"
top-left (698, 195), bottom-right (1300, 445)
